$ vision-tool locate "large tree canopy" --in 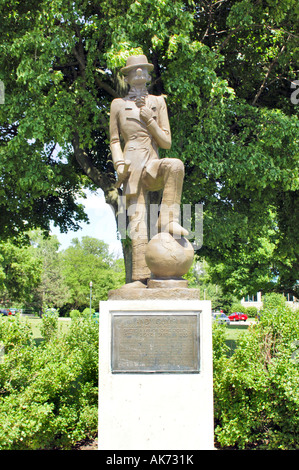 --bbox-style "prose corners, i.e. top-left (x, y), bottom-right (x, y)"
top-left (0, 0), bottom-right (298, 295)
